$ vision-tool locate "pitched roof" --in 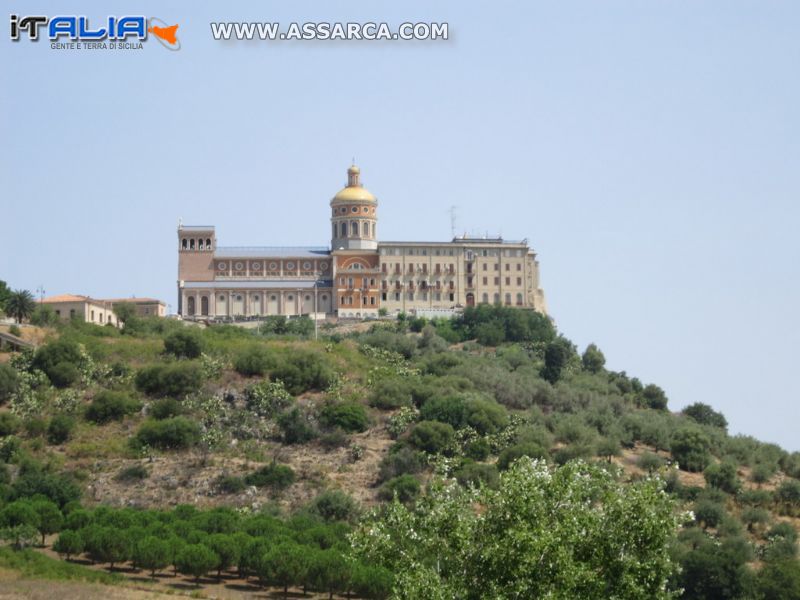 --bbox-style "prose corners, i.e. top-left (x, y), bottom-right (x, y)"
top-left (103, 298), bottom-right (164, 305)
top-left (40, 294), bottom-right (94, 304)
